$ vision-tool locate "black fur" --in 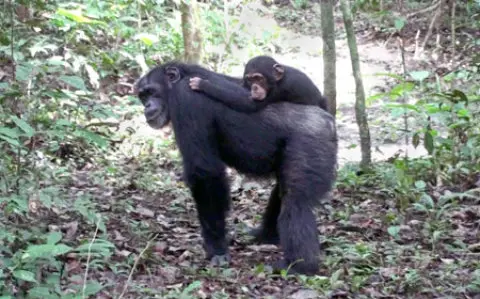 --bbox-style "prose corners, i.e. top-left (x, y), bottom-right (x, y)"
top-left (135, 62), bottom-right (337, 275)
top-left (194, 55), bottom-right (328, 112)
